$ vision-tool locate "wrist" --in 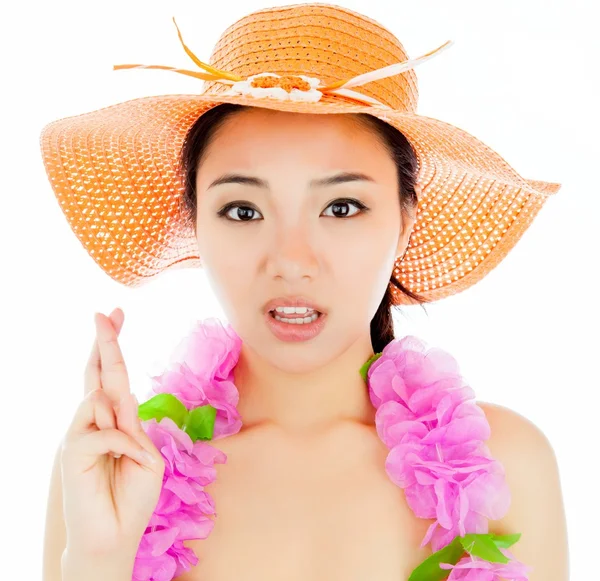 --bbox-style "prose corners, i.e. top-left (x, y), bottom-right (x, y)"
top-left (61, 547), bottom-right (135, 581)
